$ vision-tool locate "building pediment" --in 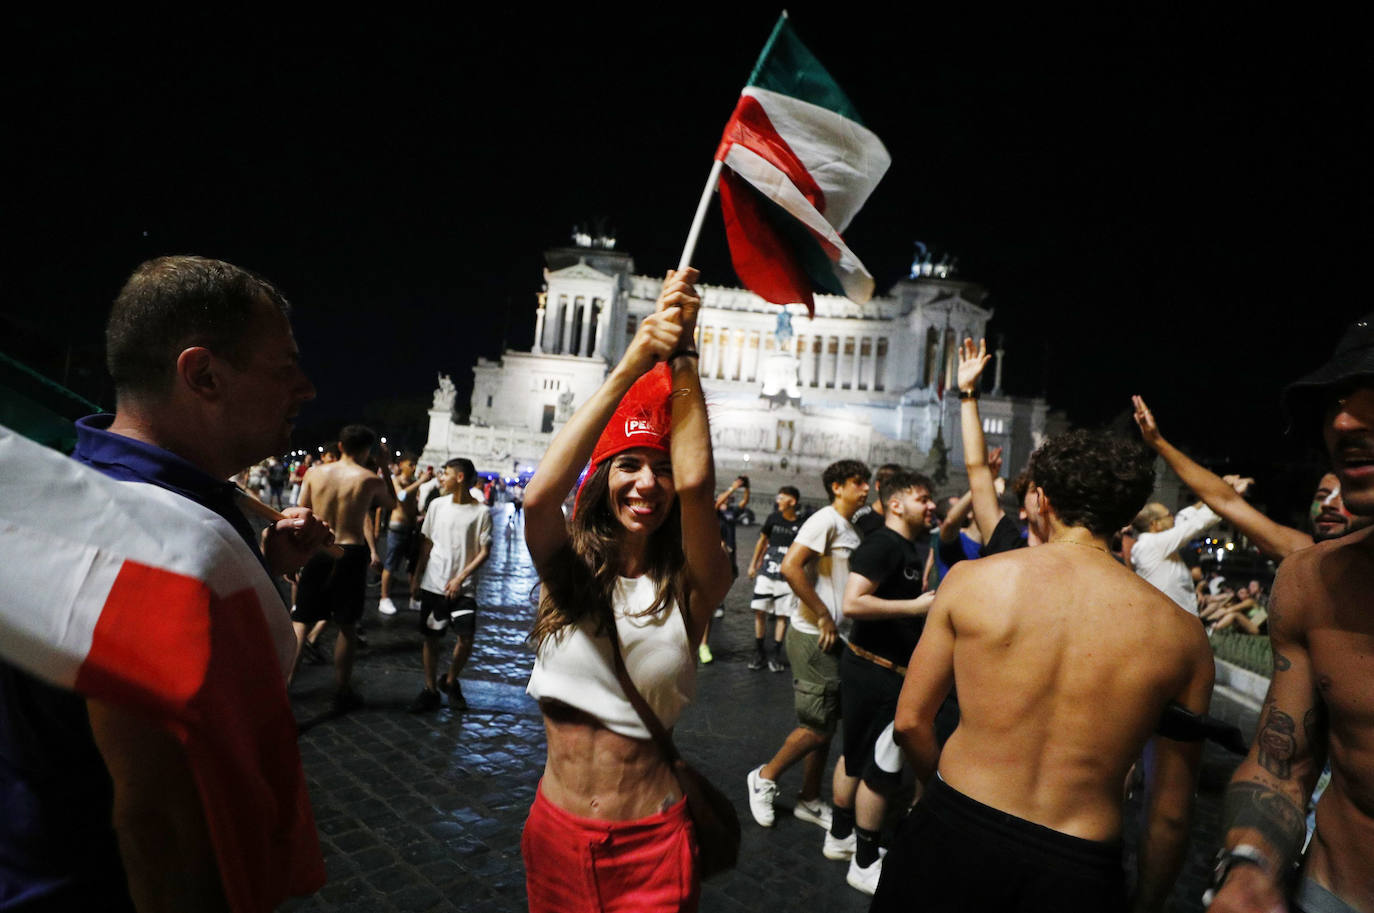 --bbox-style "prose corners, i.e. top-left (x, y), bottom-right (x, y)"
top-left (546, 261), bottom-right (615, 283)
